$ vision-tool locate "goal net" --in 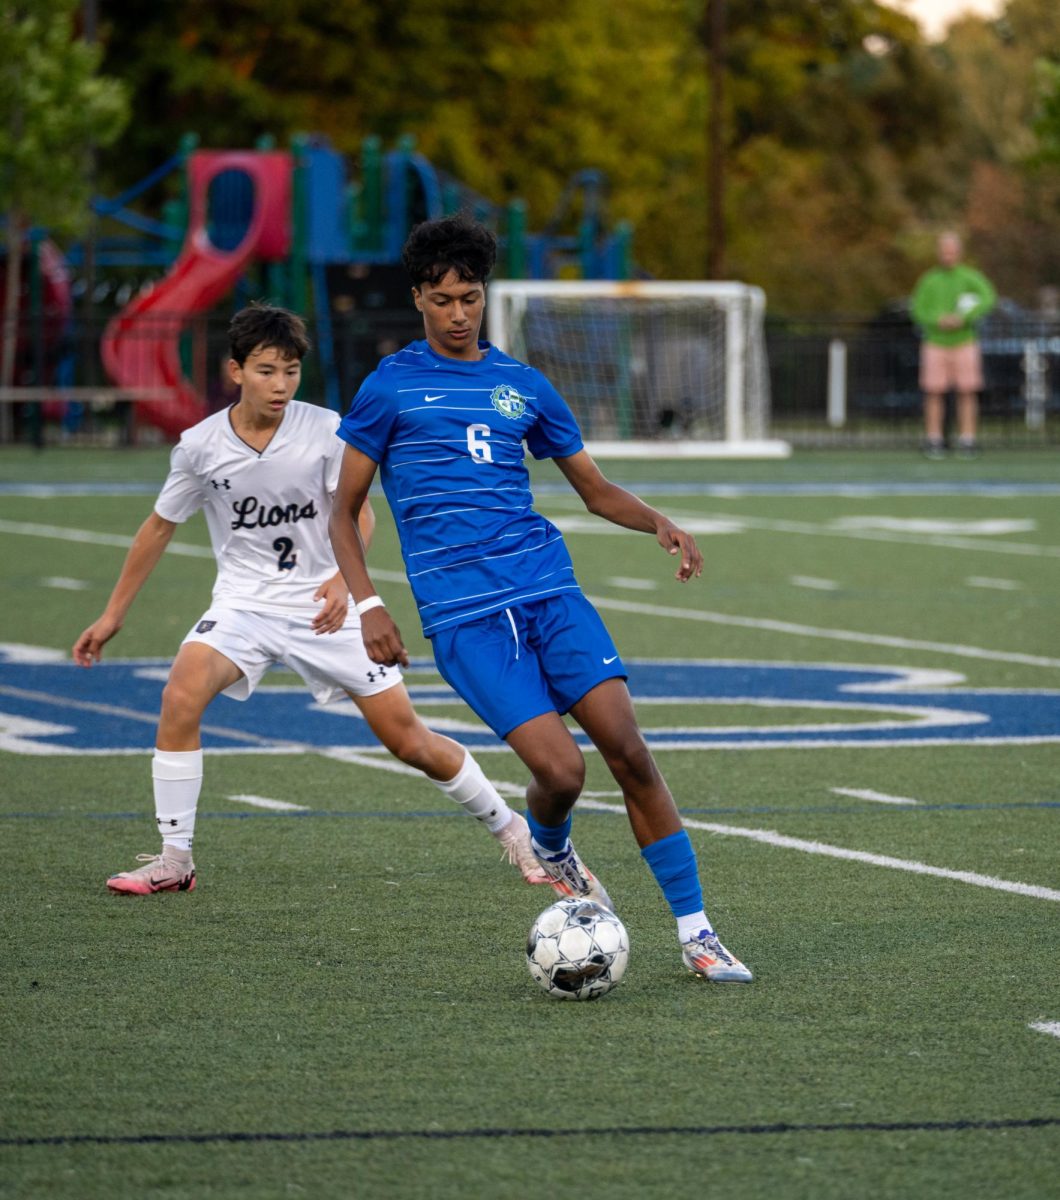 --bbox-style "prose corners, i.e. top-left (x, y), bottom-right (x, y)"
top-left (486, 281), bottom-right (787, 458)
